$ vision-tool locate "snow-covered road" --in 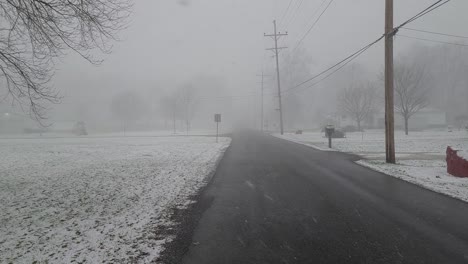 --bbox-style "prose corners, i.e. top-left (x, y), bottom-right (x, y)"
top-left (0, 135), bottom-right (230, 263)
